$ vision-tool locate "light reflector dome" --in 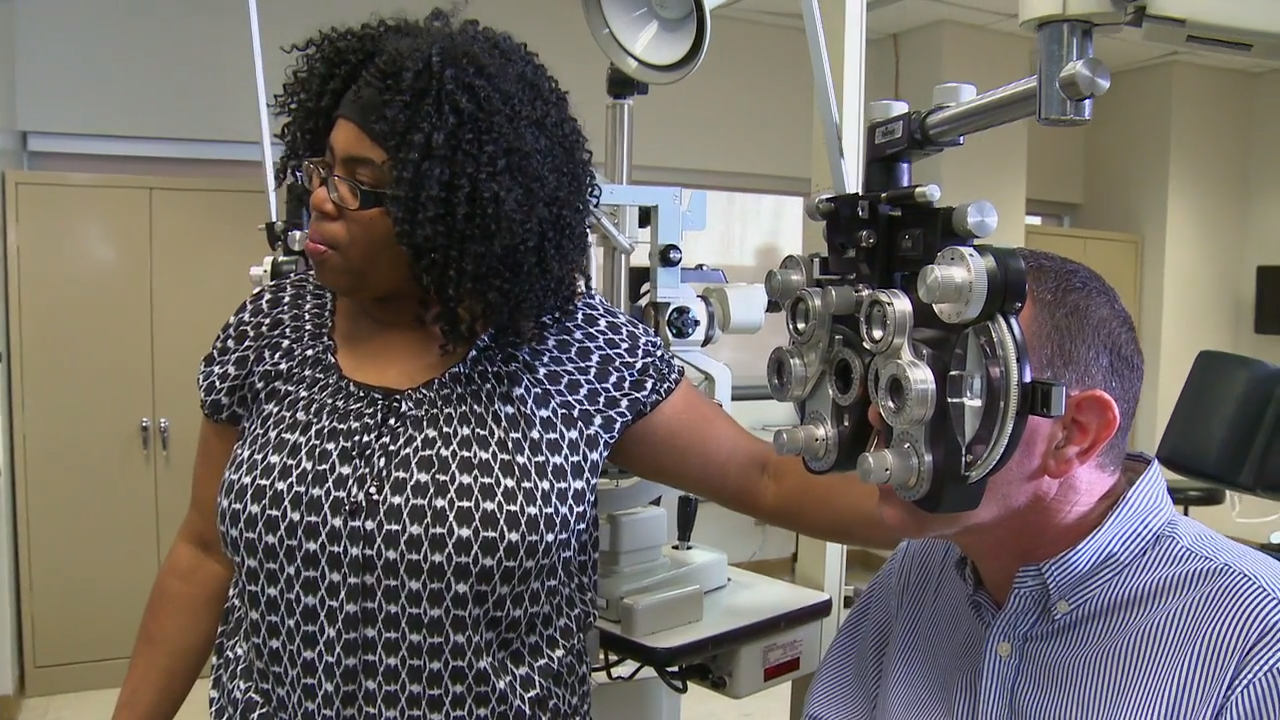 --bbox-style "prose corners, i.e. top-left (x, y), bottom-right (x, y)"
top-left (583, 0), bottom-right (723, 85)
